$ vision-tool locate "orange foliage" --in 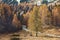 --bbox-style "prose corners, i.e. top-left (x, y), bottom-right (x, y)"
top-left (52, 6), bottom-right (60, 25)
top-left (12, 14), bottom-right (21, 27)
top-left (0, 3), bottom-right (22, 28)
